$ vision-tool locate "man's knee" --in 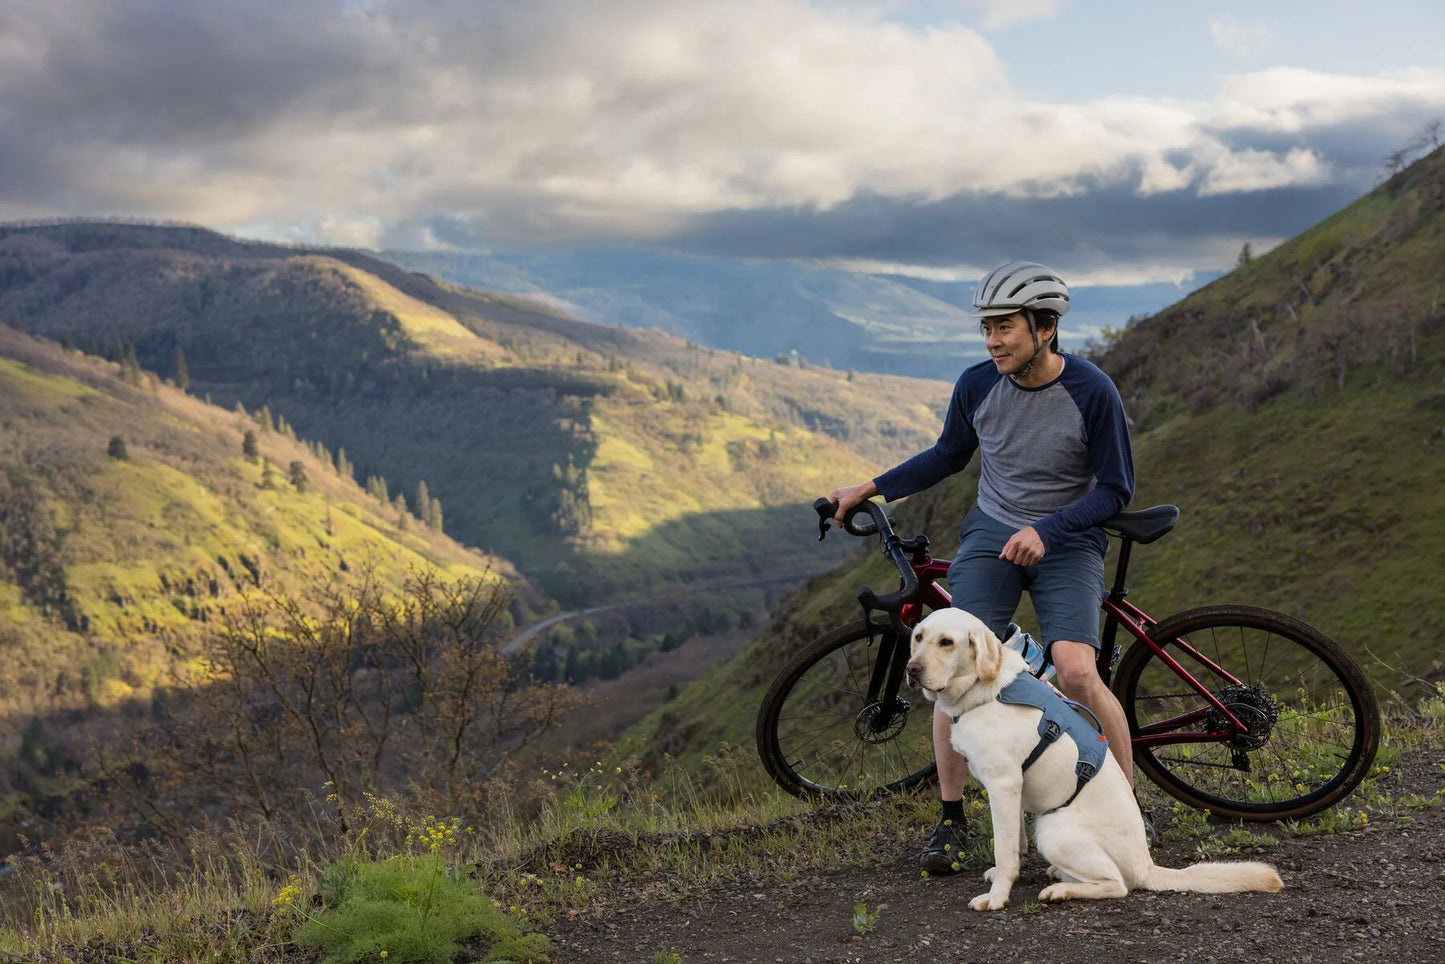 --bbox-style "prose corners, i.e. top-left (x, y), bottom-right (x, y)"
top-left (1049, 640), bottom-right (1104, 697)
